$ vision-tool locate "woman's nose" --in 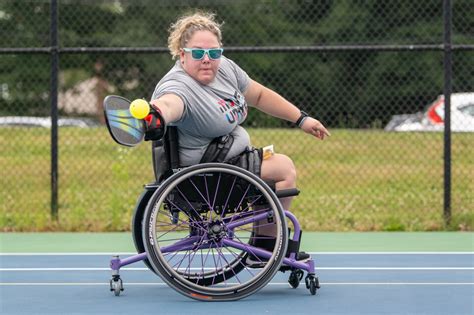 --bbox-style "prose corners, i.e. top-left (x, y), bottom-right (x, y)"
top-left (202, 53), bottom-right (211, 62)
